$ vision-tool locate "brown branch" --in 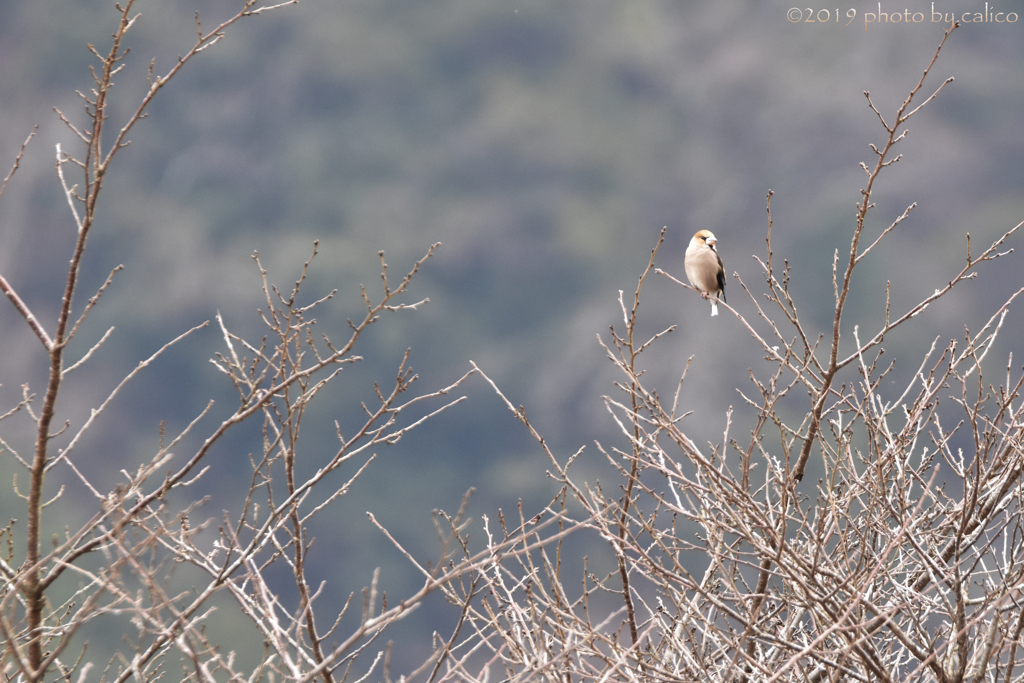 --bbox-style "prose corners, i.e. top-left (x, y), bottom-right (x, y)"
top-left (792, 23), bottom-right (959, 484)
